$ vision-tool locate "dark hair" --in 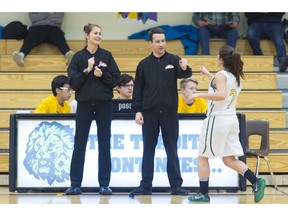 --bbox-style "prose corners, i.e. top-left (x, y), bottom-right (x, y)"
top-left (117, 74), bottom-right (134, 87)
top-left (51, 75), bottom-right (69, 96)
top-left (83, 23), bottom-right (102, 45)
top-left (83, 23), bottom-right (102, 35)
top-left (180, 78), bottom-right (198, 90)
top-left (148, 27), bottom-right (165, 42)
top-left (218, 45), bottom-right (245, 86)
